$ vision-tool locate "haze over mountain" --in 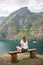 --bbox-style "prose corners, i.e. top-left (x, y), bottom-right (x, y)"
top-left (0, 7), bottom-right (43, 40)
top-left (0, 17), bottom-right (6, 23)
